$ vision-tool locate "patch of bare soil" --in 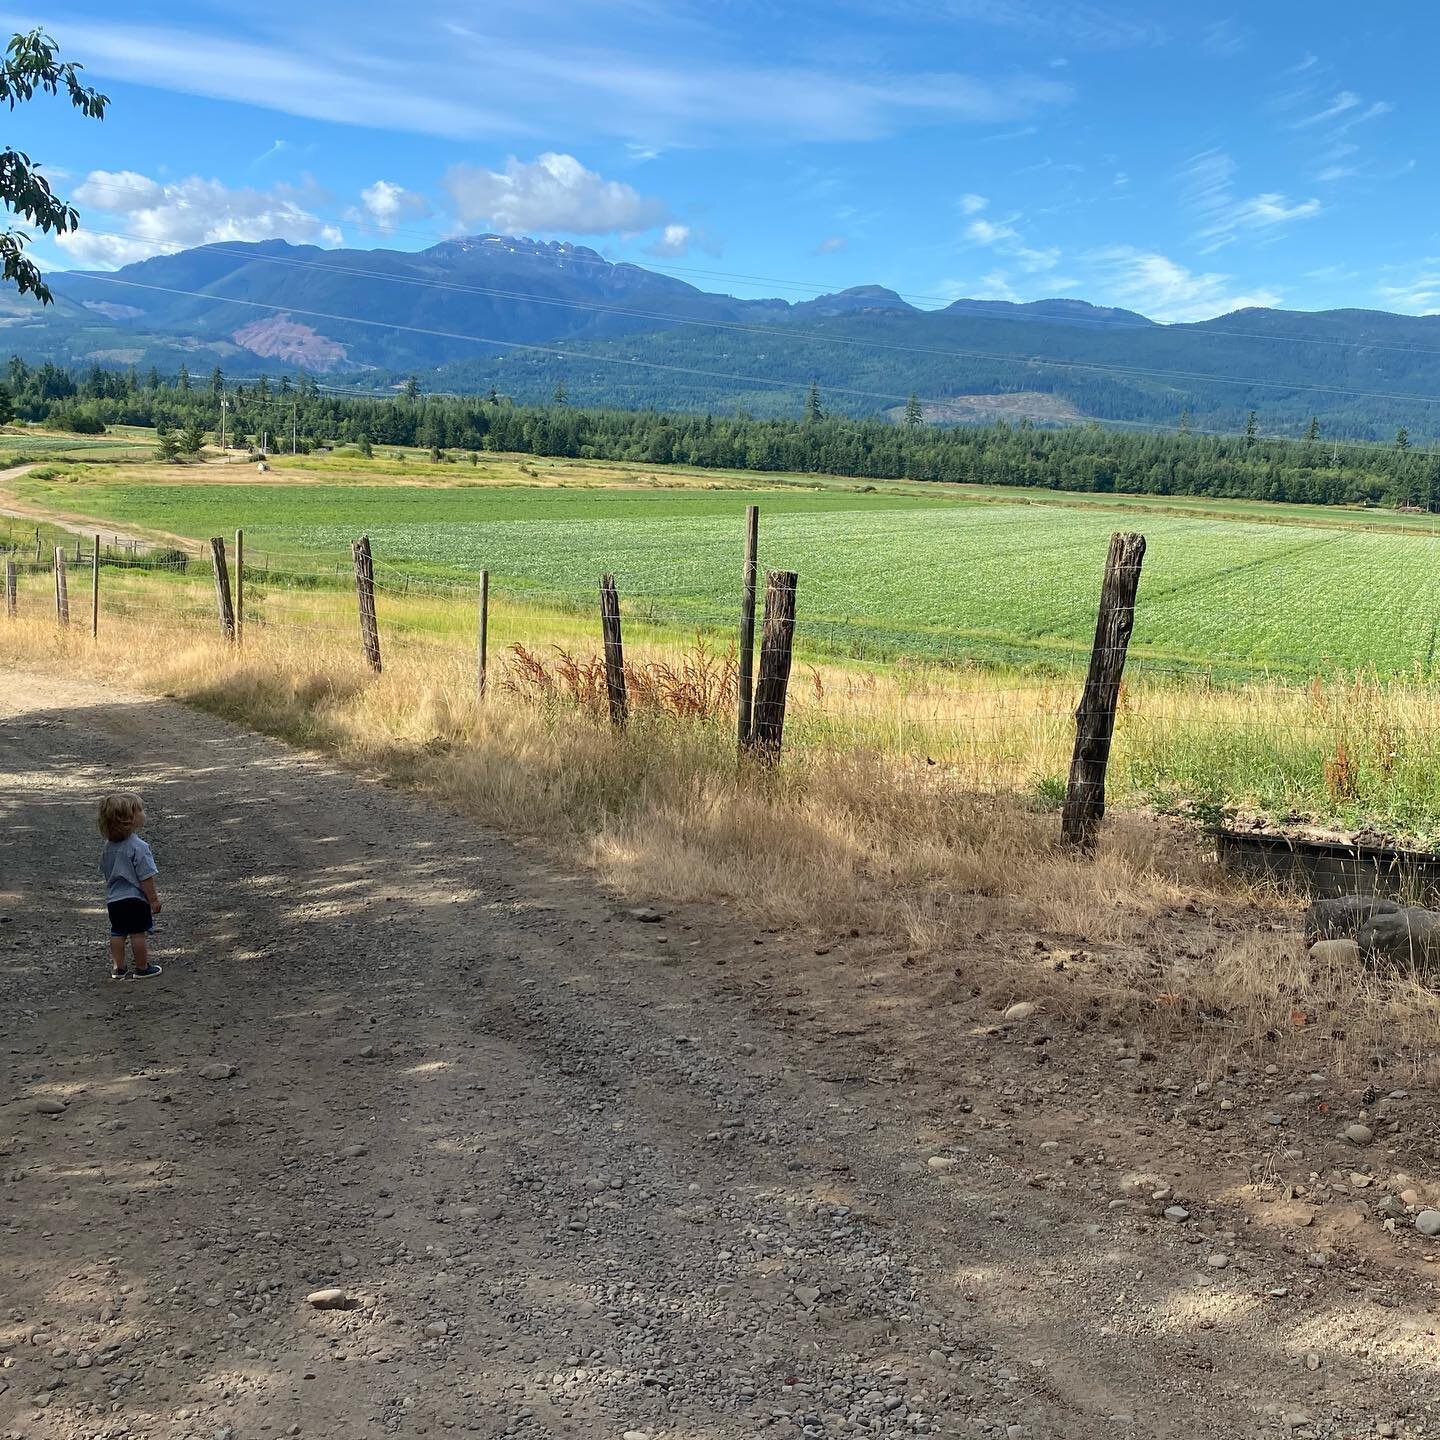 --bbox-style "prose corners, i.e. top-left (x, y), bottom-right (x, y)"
top-left (2, 668), bottom-right (1438, 1440)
